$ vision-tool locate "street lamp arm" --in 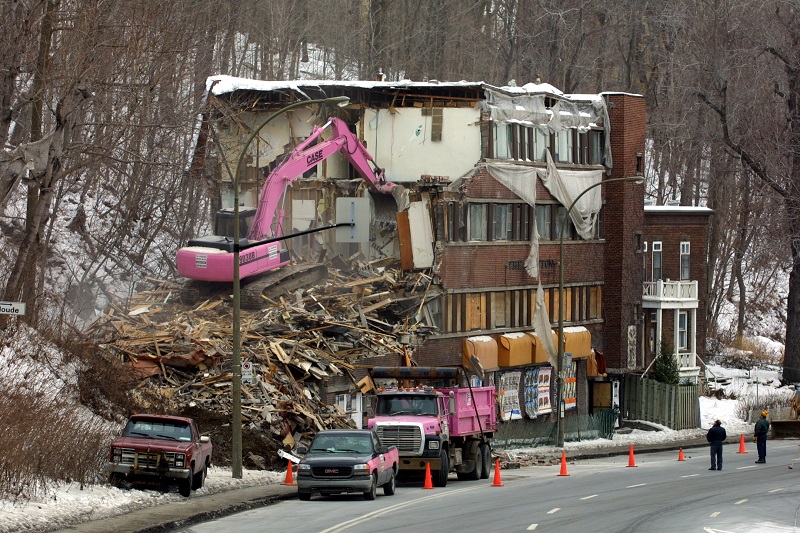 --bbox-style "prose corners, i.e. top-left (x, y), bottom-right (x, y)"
top-left (556, 175), bottom-right (644, 449)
